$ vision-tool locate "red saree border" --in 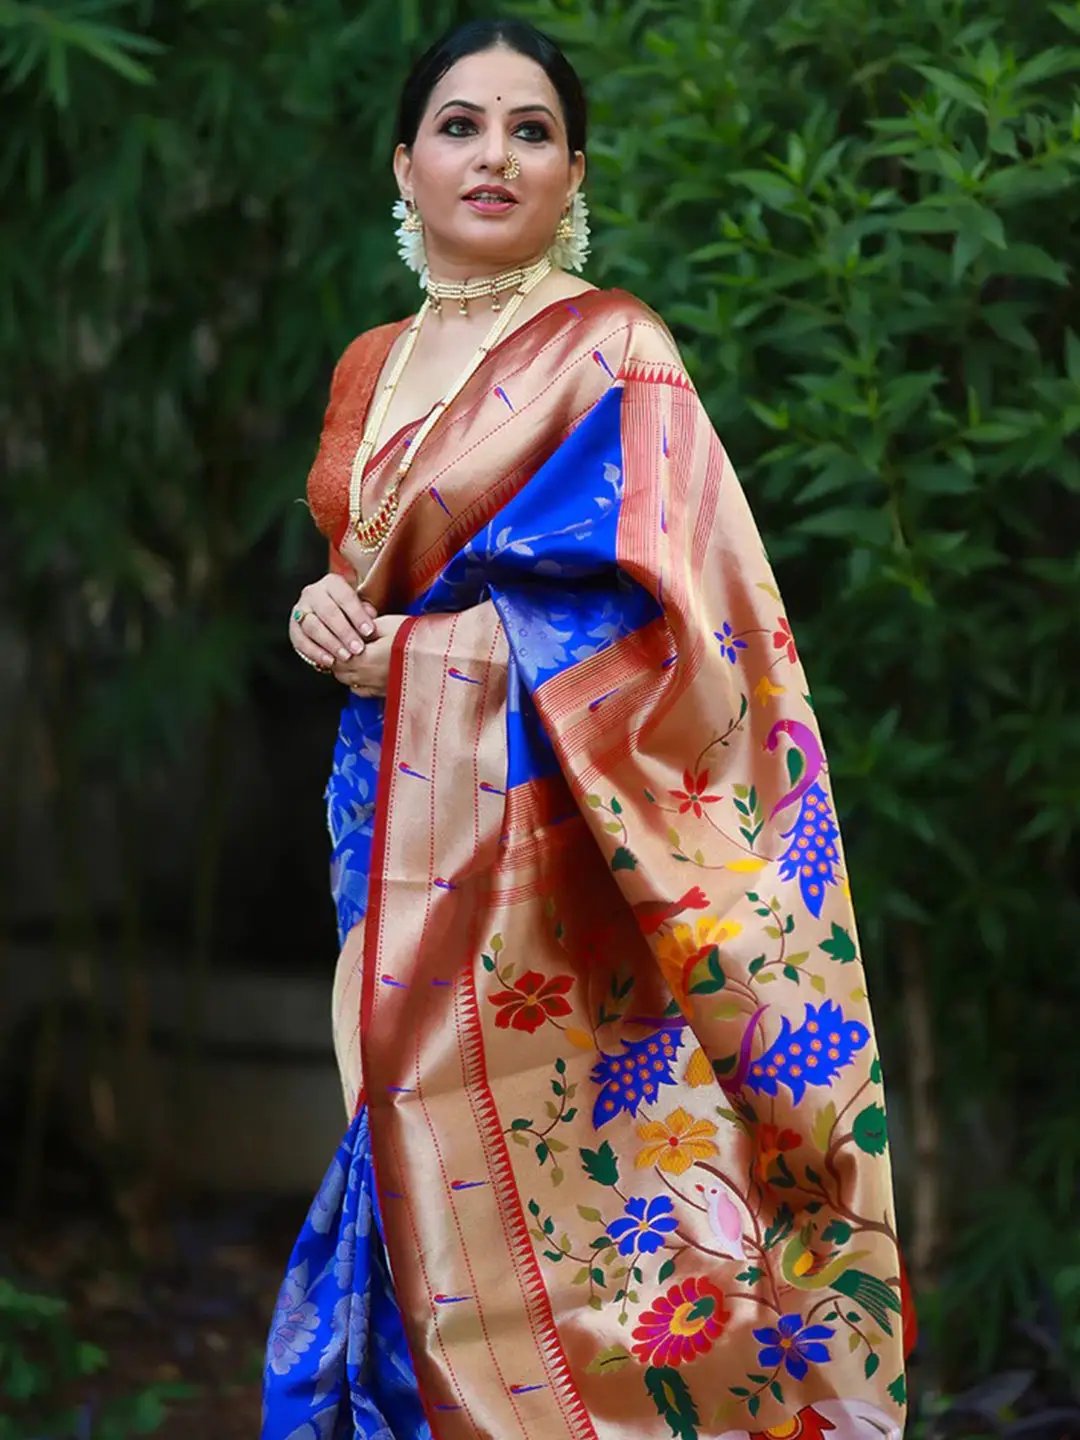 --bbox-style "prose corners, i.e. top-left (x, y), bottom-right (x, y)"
top-left (457, 964), bottom-right (601, 1440)
top-left (359, 614), bottom-right (418, 1045)
top-left (356, 614), bottom-right (463, 1440)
